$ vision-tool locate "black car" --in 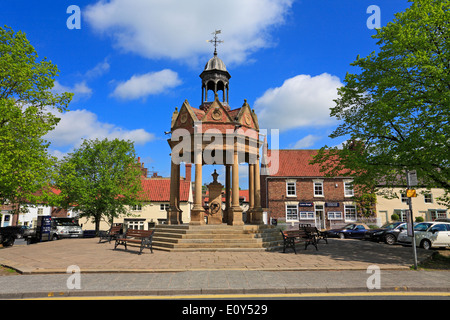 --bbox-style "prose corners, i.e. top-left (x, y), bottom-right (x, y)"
top-left (325, 223), bottom-right (370, 239)
top-left (363, 222), bottom-right (406, 245)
